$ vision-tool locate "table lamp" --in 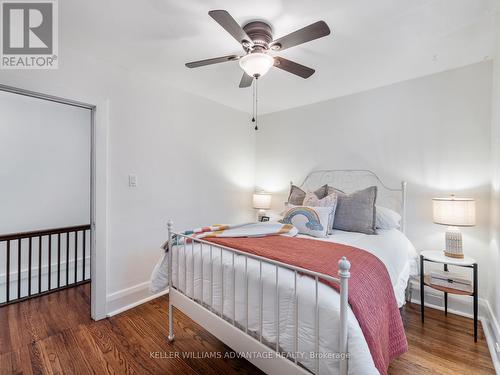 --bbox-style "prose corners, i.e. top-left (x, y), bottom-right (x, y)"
top-left (252, 192), bottom-right (272, 221)
top-left (432, 195), bottom-right (476, 258)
